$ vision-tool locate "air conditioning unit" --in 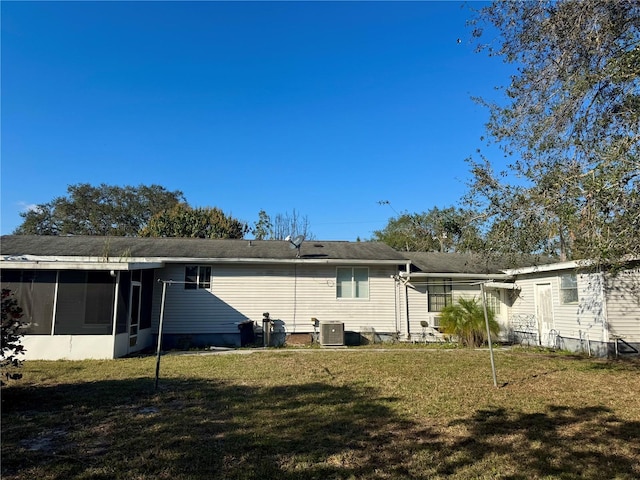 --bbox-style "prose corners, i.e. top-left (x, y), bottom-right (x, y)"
top-left (432, 316), bottom-right (442, 331)
top-left (319, 321), bottom-right (345, 346)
